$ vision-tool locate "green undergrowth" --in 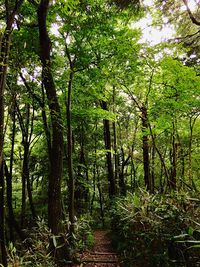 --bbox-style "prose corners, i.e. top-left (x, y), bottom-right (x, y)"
top-left (8, 215), bottom-right (94, 267)
top-left (110, 191), bottom-right (200, 267)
